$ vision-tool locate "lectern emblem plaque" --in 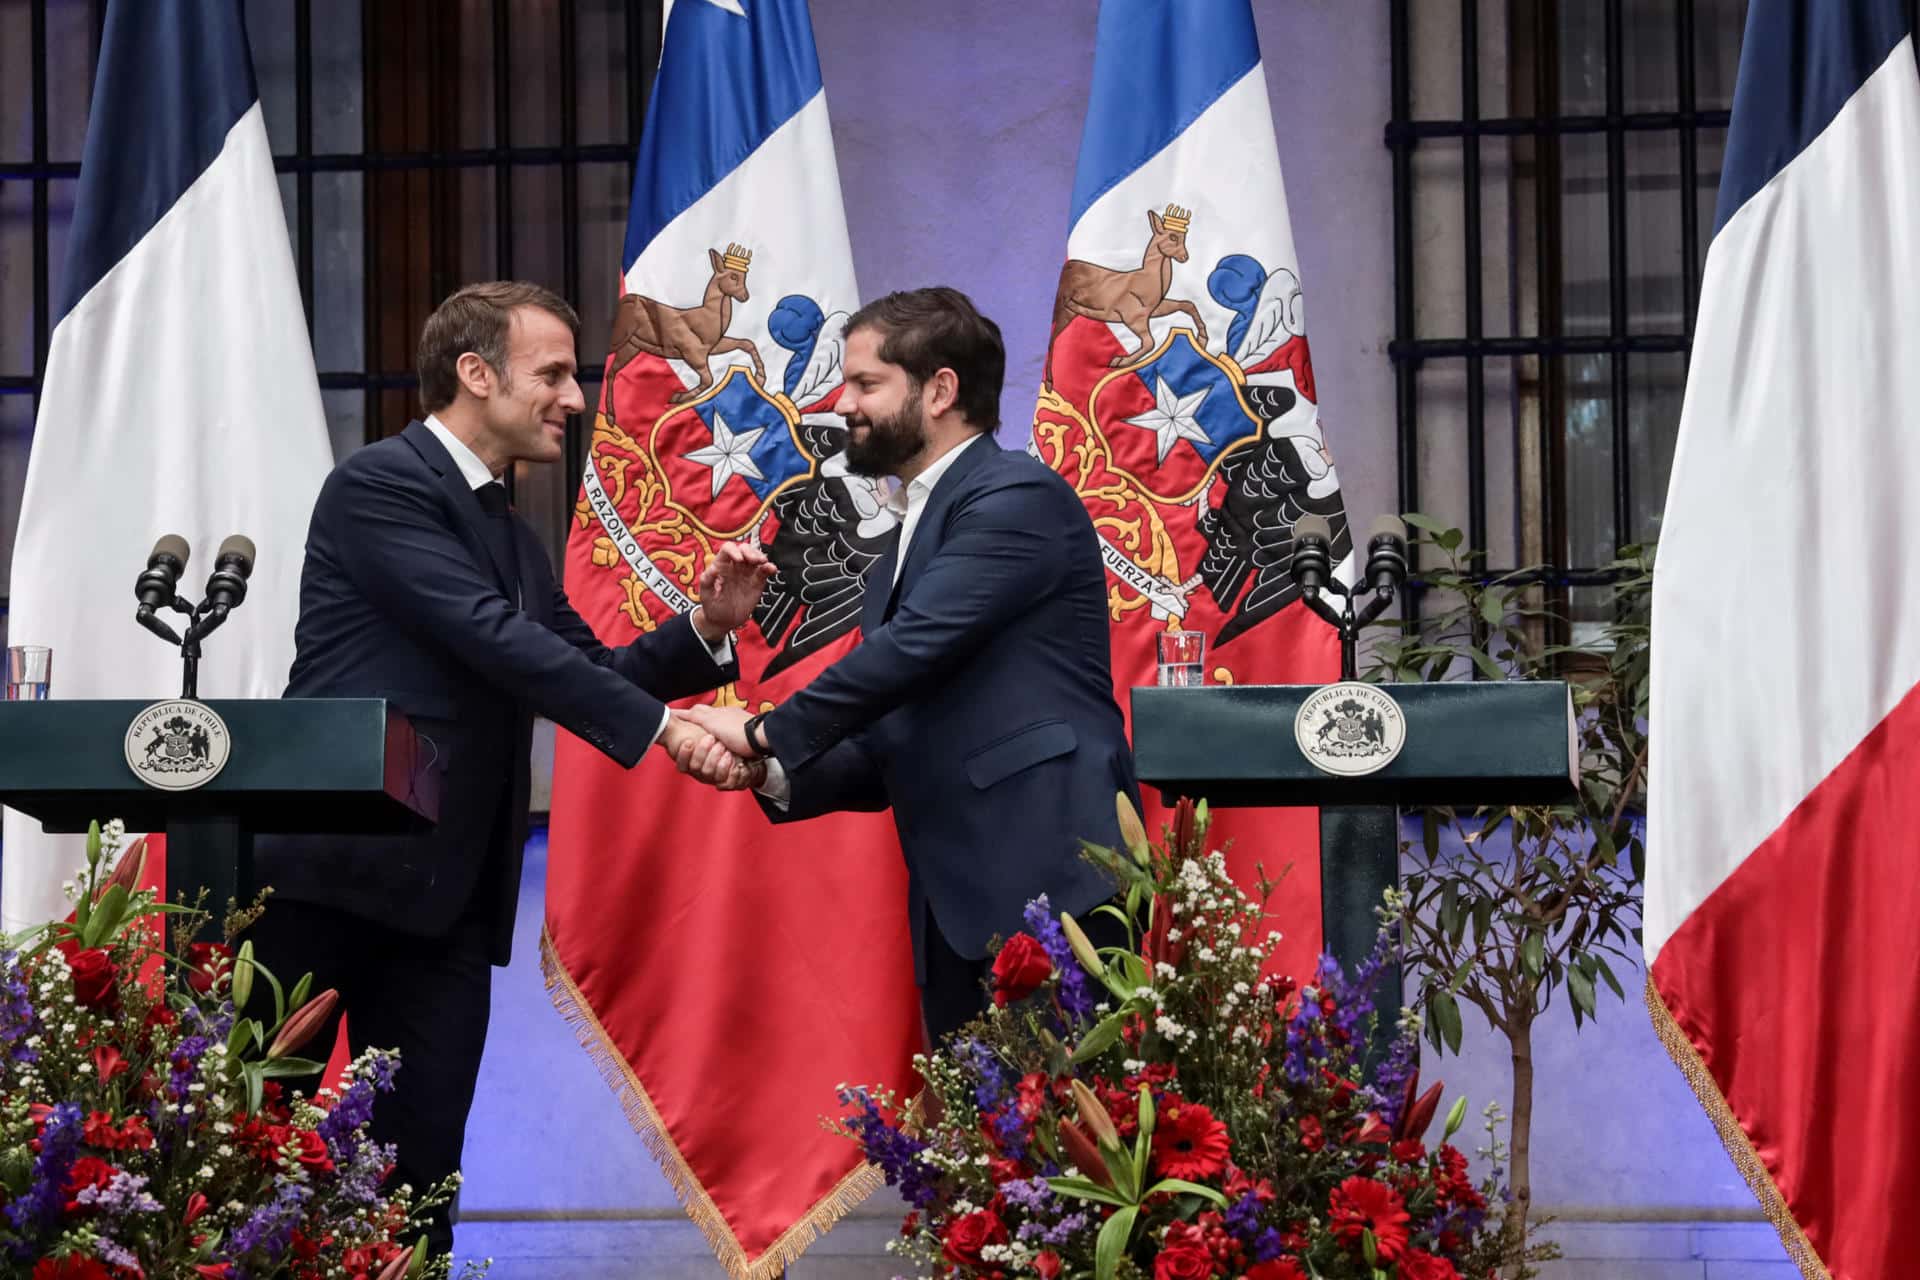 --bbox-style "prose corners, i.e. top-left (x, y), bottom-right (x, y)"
top-left (1295, 682), bottom-right (1406, 777)
top-left (125, 700), bottom-right (231, 791)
